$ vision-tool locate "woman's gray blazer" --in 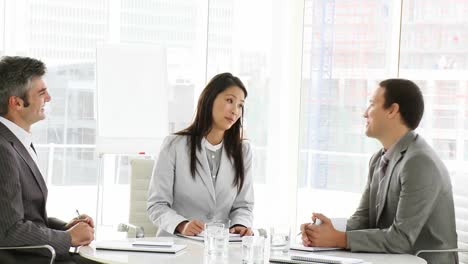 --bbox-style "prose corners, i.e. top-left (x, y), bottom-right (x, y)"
top-left (147, 135), bottom-right (254, 234)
